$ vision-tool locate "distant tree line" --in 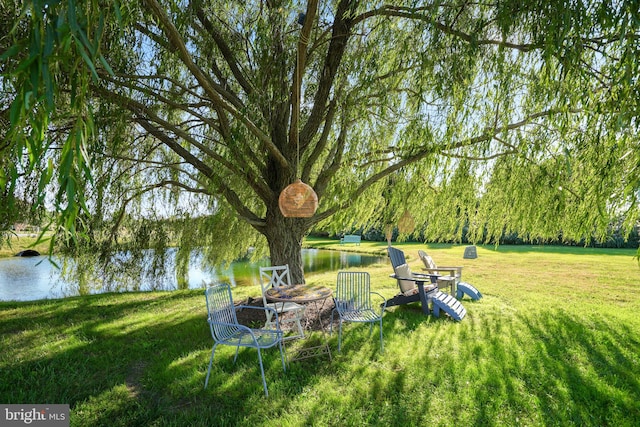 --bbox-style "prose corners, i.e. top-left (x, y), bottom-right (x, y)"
top-left (323, 220), bottom-right (640, 249)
